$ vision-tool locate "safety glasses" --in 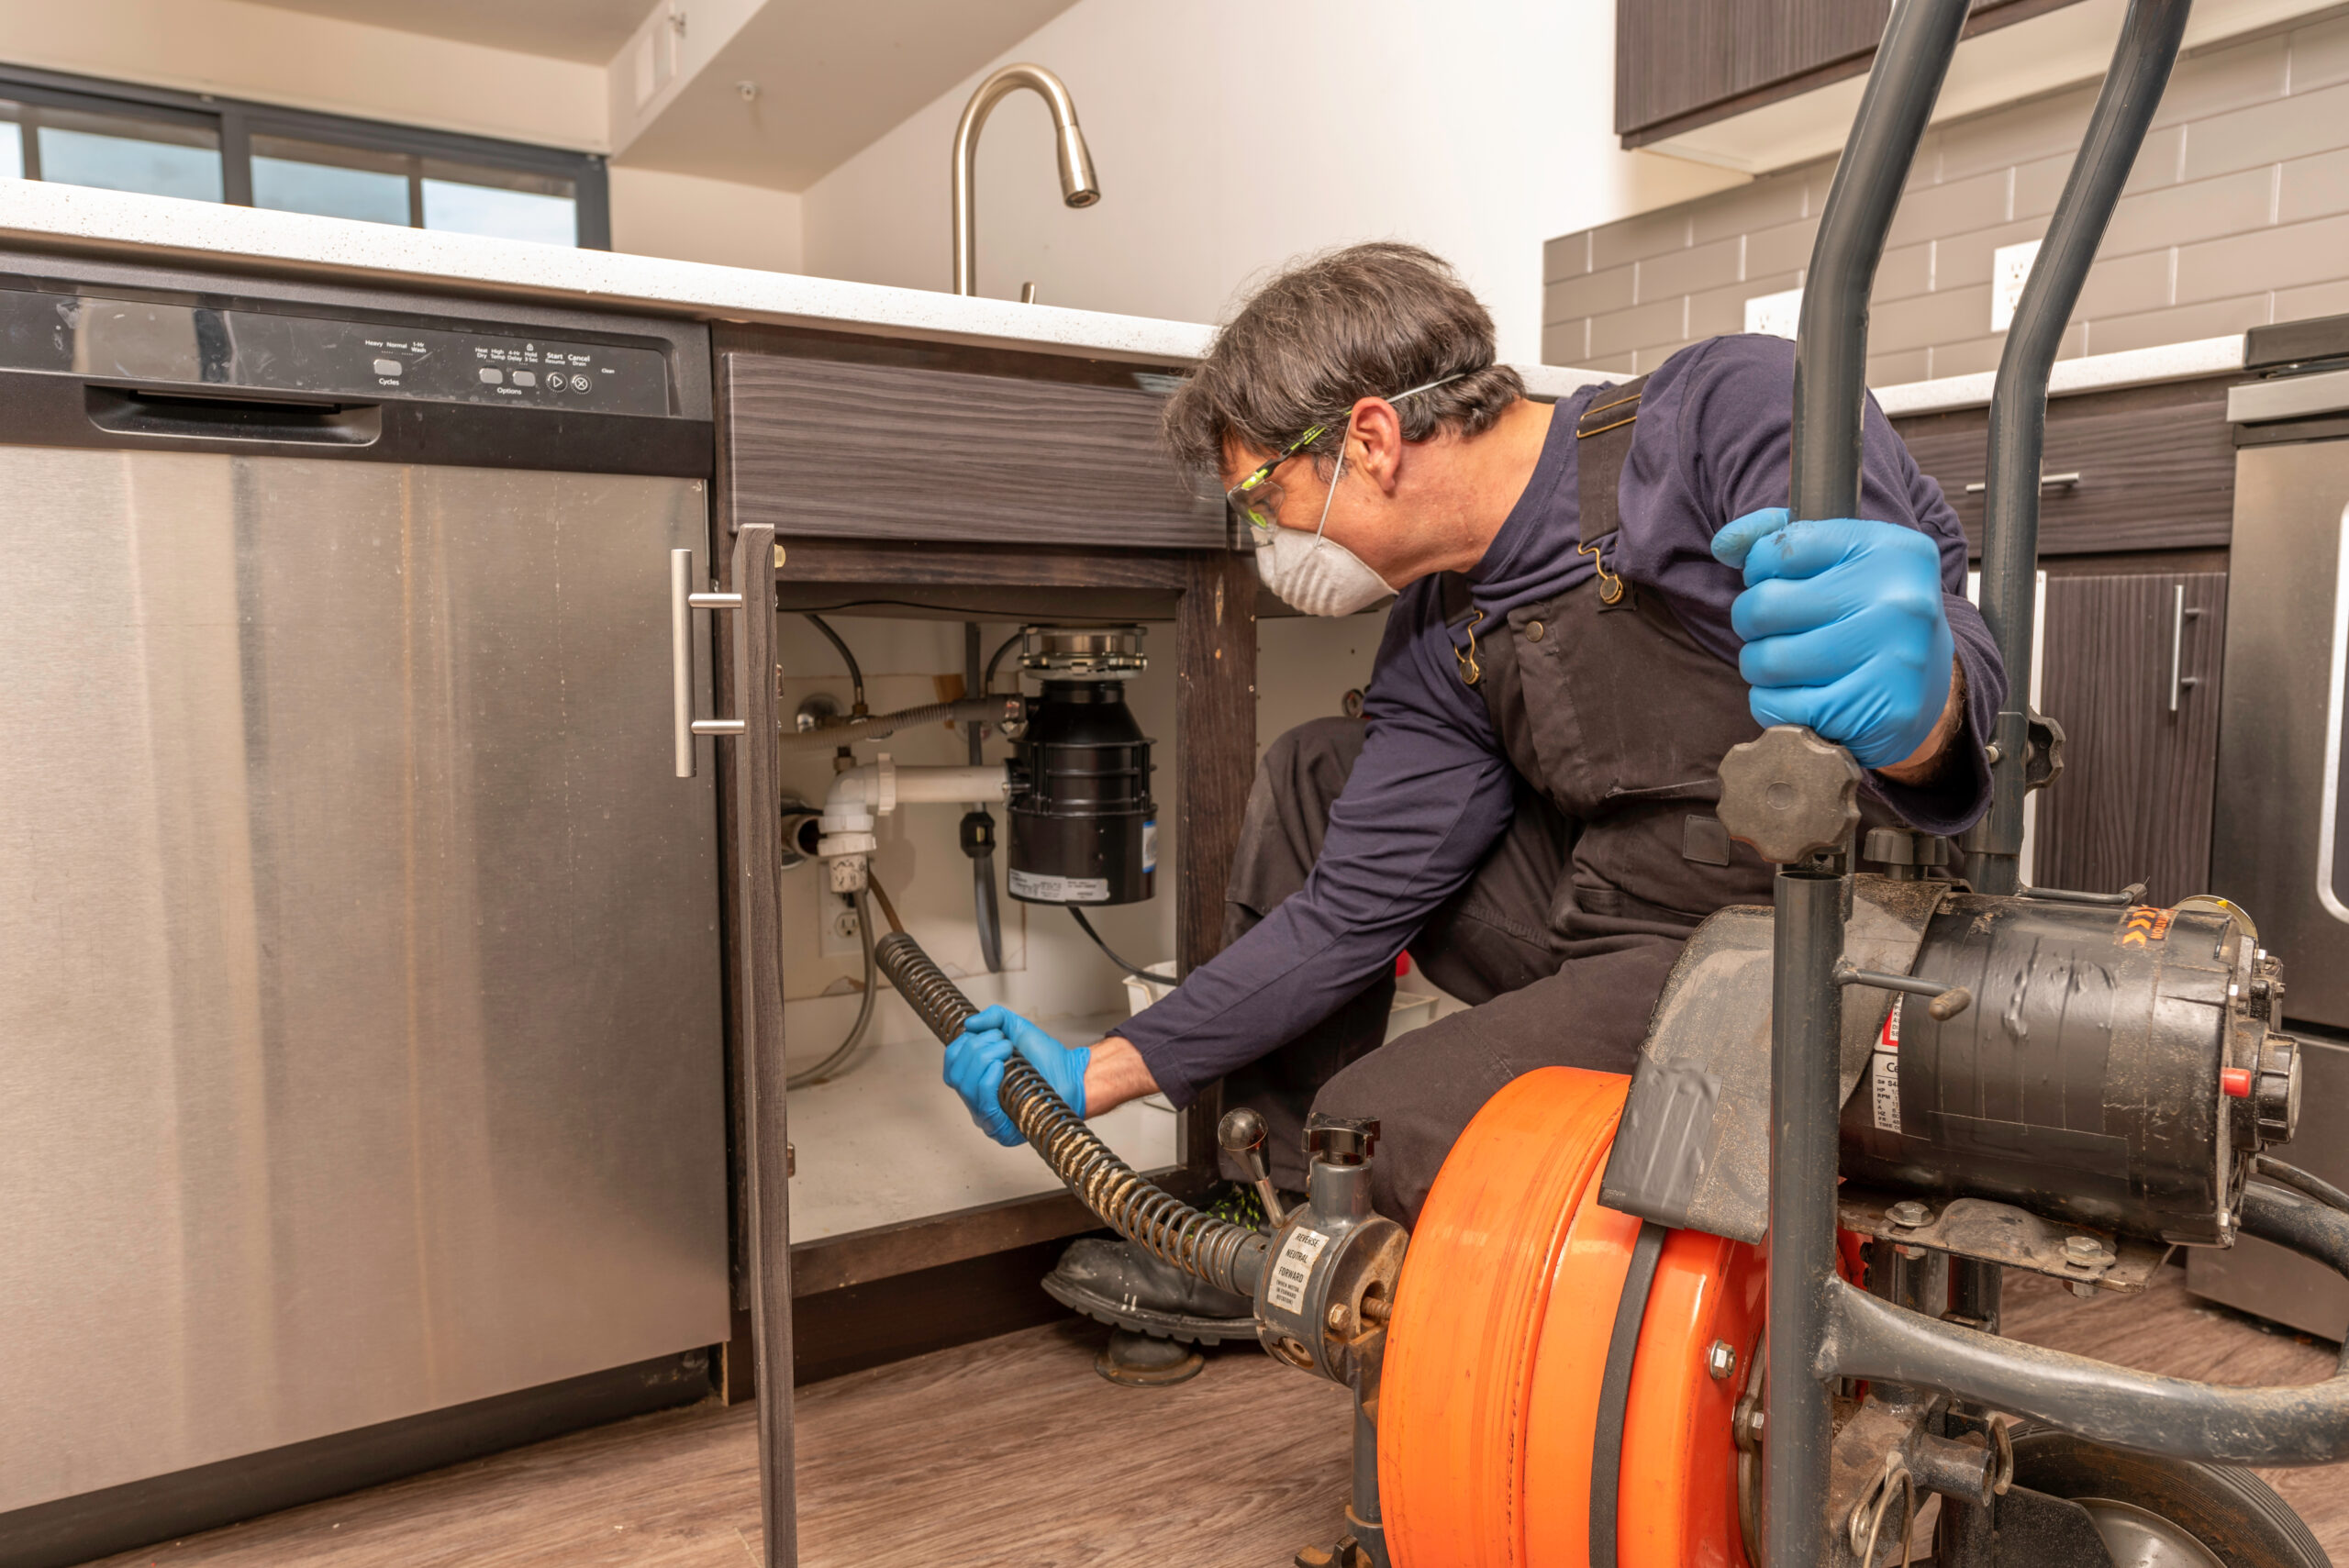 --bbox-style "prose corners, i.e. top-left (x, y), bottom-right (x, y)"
top-left (1220, 371), bottom-right (1475, 535)
top-left (1224, 424), bottom-right (1327, 533)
